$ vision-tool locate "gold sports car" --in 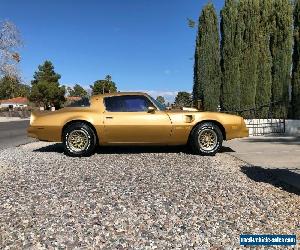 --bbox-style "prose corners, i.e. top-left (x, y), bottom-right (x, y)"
top-left (28, 92), bottom-right (249, 157)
